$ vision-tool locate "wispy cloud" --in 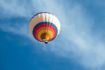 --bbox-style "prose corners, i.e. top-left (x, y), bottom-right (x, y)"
top-left (35, 0), bottom-right (105, 70)
top-left (0, 0), bottom-right (105, 70)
